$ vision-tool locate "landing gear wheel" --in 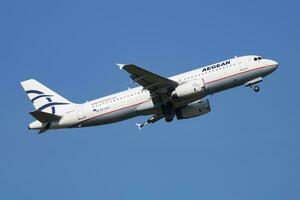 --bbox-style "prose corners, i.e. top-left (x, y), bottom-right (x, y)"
top-left (161, 102), bottom-right (174, 123)
top-left (254, 85), bottom-right (260, 92)
top-left (165, 117), bottom-right (173, 122)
